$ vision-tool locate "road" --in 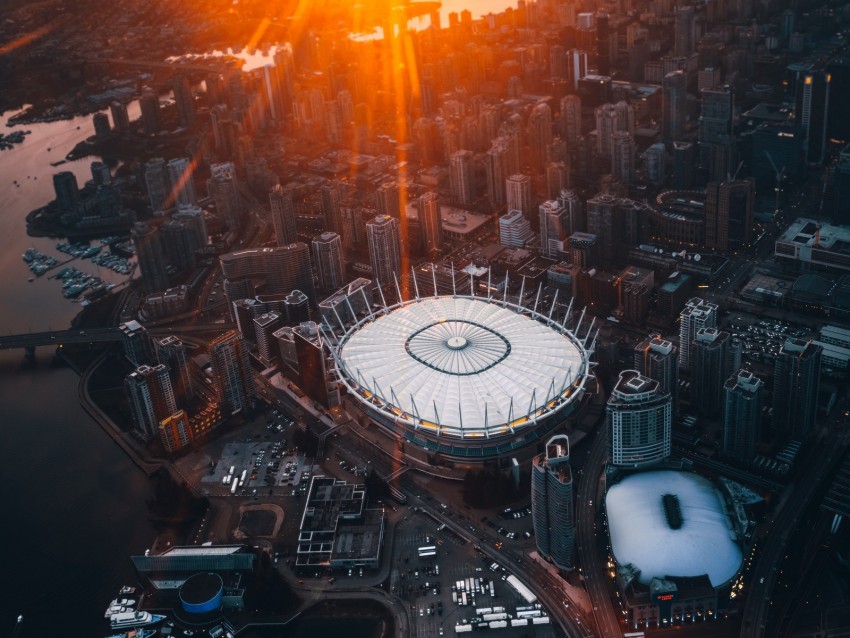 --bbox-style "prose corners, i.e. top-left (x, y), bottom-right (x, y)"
top-left (740, 431), bottom-right (849, 637)
top-left (576, 428), bottom-right (622, 638)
